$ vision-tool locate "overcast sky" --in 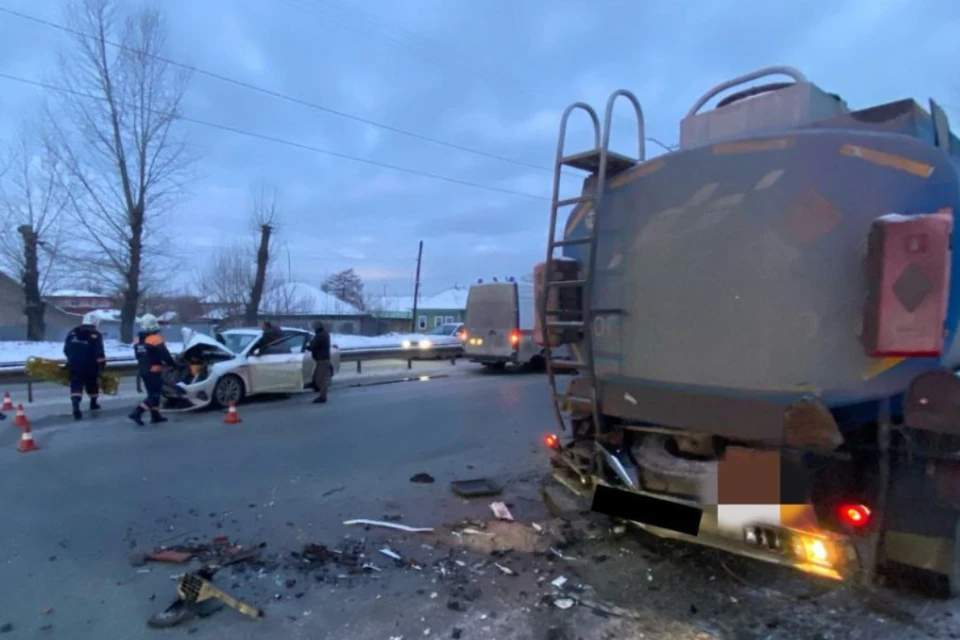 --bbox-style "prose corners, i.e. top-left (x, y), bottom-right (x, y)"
top-left (0, 0), bottom-right (958, 298)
